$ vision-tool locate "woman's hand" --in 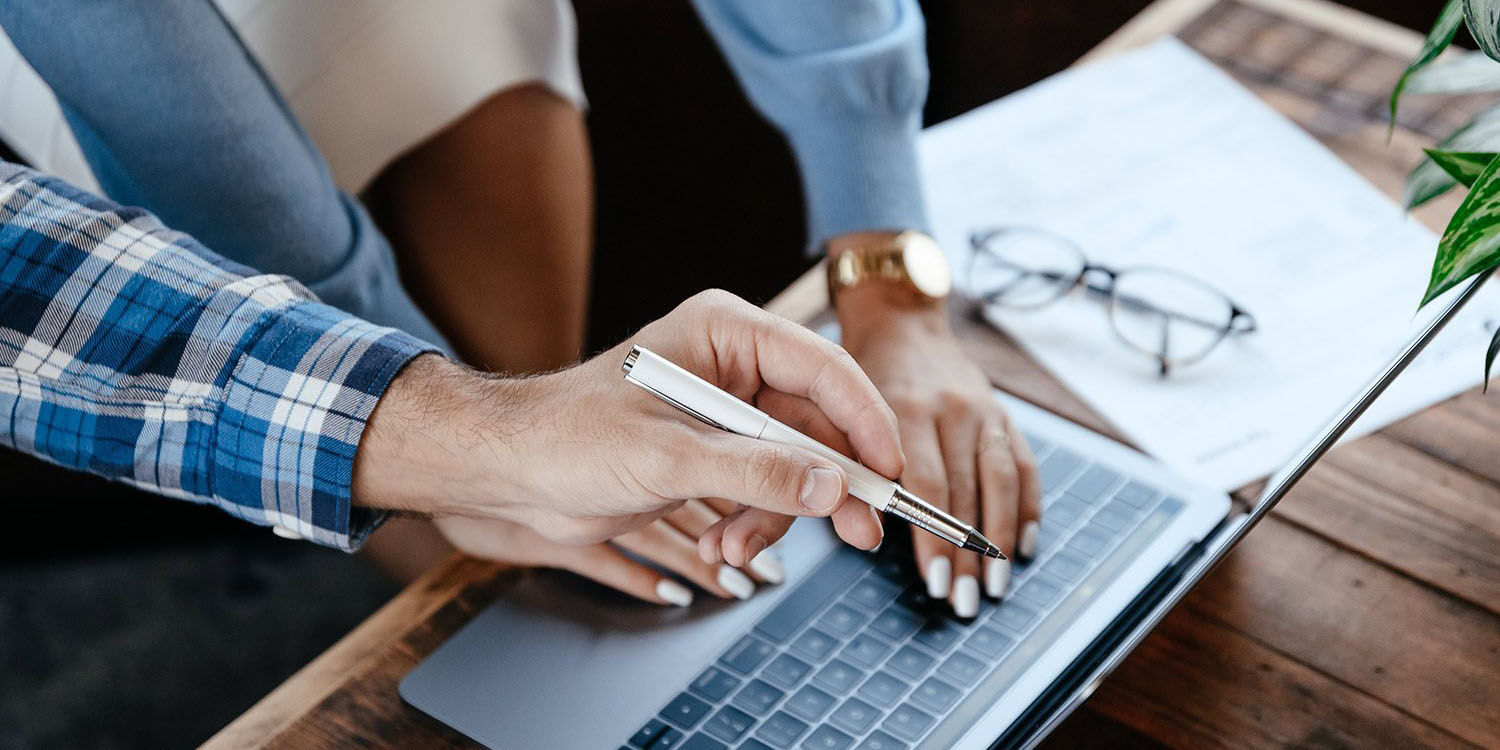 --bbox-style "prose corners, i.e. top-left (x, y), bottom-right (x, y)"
top-left (354, 290), bottom-right (902, 558)
top-left (435, 499), bottom-right (786, 606)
